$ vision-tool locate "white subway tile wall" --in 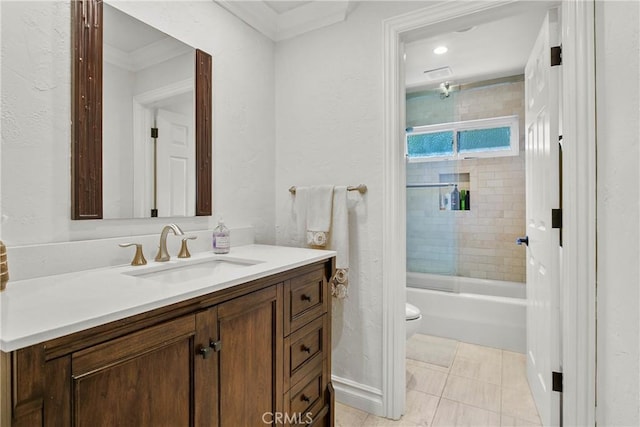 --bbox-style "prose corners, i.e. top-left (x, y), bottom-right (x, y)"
top-left (406, 80), bottom-right (526, 283)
